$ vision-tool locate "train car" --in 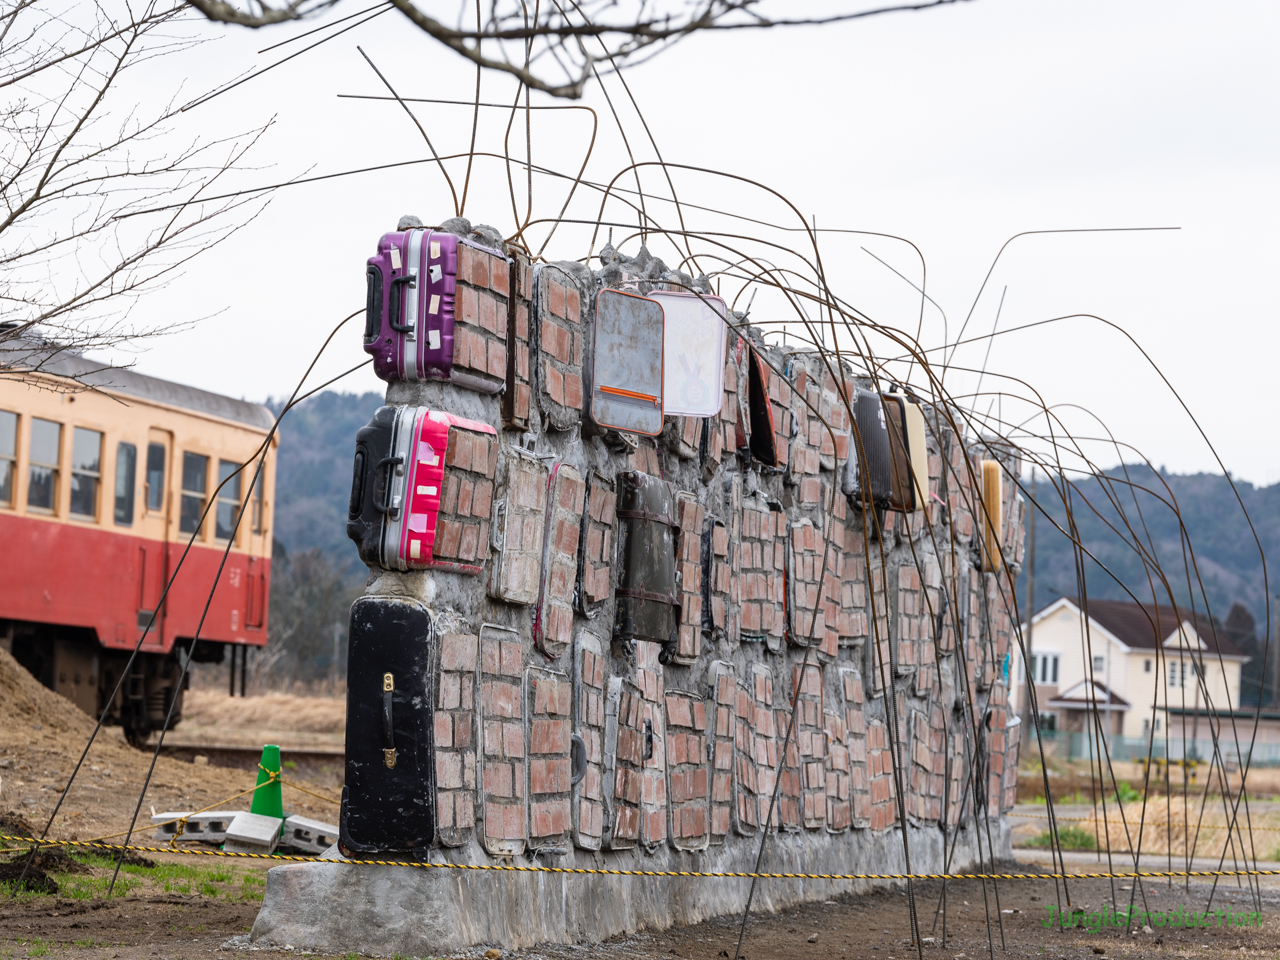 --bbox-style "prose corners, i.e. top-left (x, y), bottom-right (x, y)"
top-left (0, 342), bottom-right (277, 744)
